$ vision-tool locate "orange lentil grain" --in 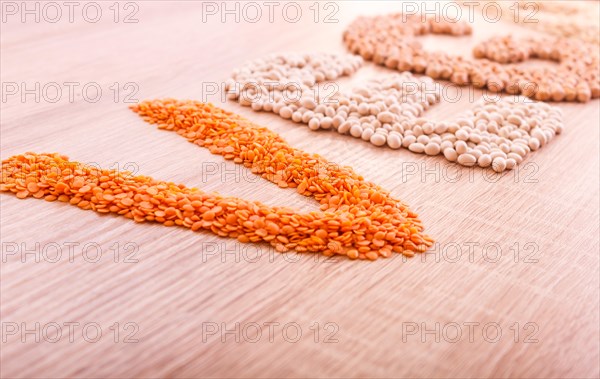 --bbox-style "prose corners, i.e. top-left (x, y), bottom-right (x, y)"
top-left (347, 249), bottom-right (359, 259)
top-left (202, 211), bottom-right (216, 221)
top-left (26, 182), bottom-right (39, 193)
top-left (365, 252), bottom-right (379, 261)
top-left (255, 228), bottom-right (268, 237)
top-left (121, 198), bottom-right (134, 206)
